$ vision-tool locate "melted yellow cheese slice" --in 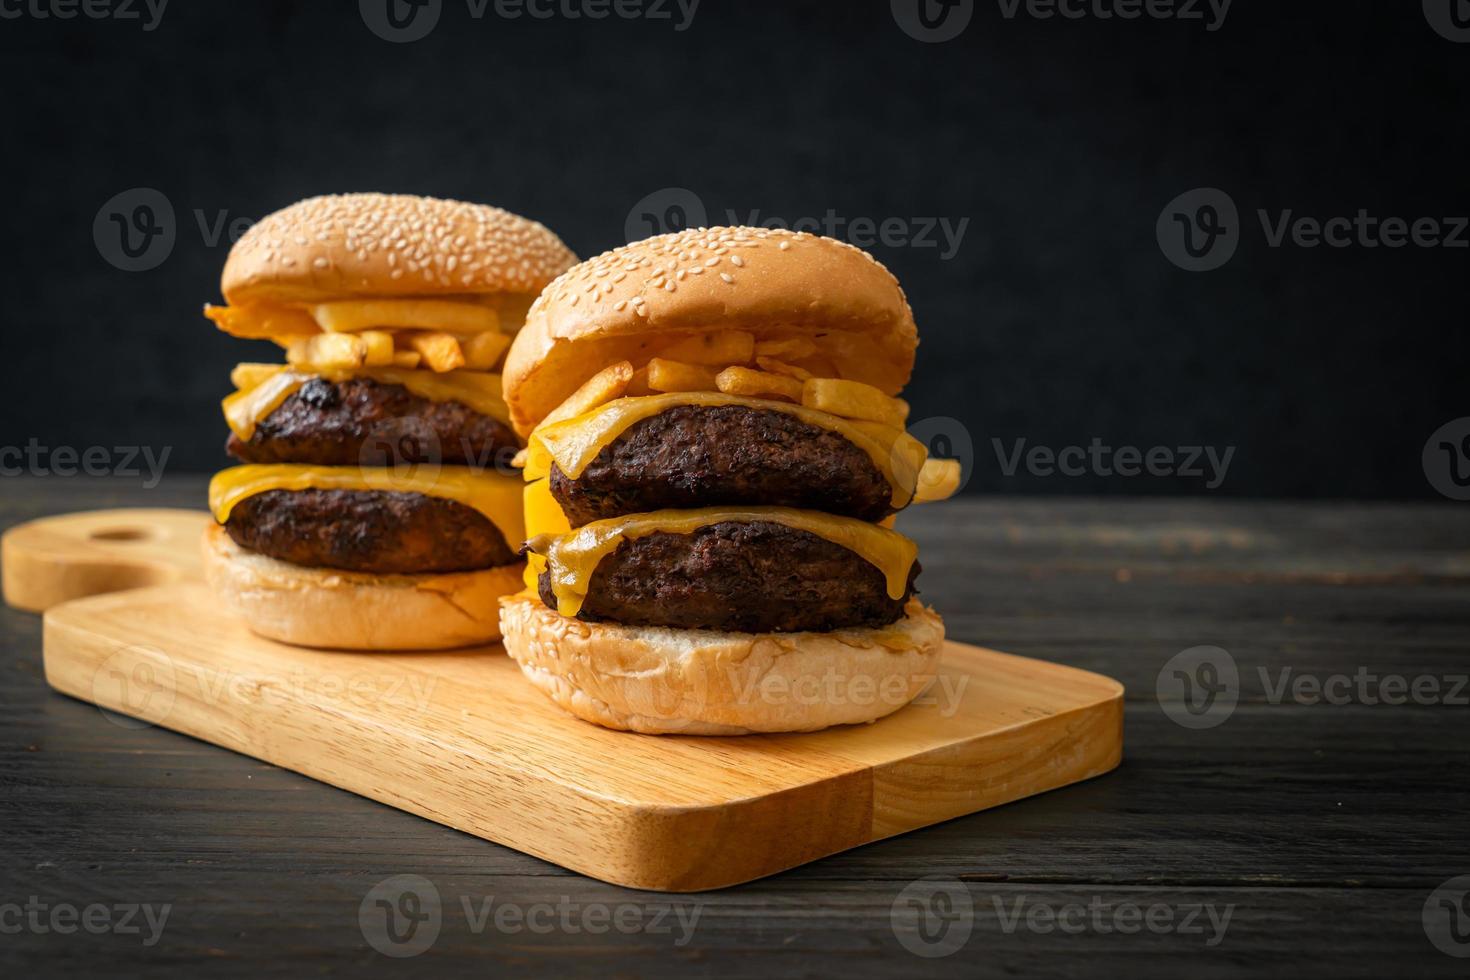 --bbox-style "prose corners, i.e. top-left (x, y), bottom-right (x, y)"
top-left (221, 364), bottom-right (509, 441)
top-left (523, 392), bottom-right (928, 509)
top-left (521, 477), bottom-right (570, 590)
top-left (525, 506), bottom-right (918, 619)
top-left (209, 464), bottom-right (525, 551)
